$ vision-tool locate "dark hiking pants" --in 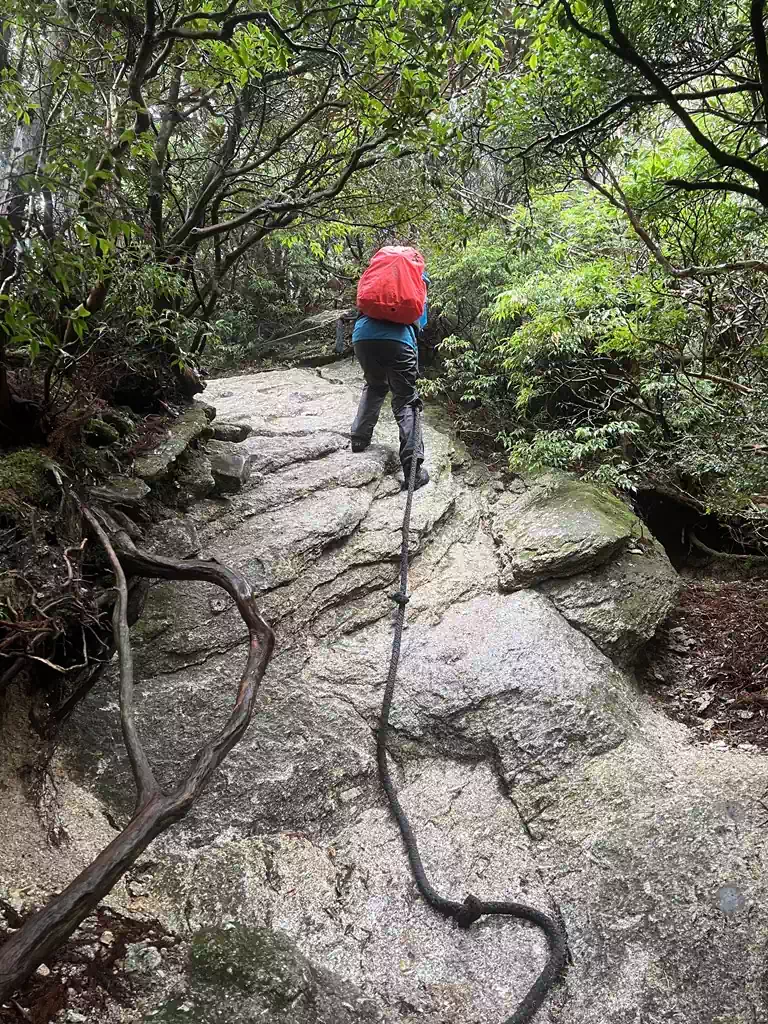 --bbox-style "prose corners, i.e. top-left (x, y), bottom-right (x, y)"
top-left (350, 339), bottom-right (424, 468)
